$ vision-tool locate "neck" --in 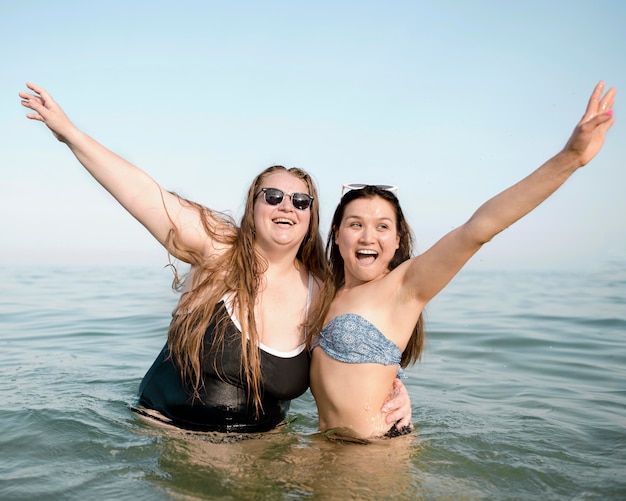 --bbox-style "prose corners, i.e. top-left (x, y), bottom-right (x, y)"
top-left (341, 269), bottom-right (388, 290)
top-left (256, 245), bottom-right (302, 275)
